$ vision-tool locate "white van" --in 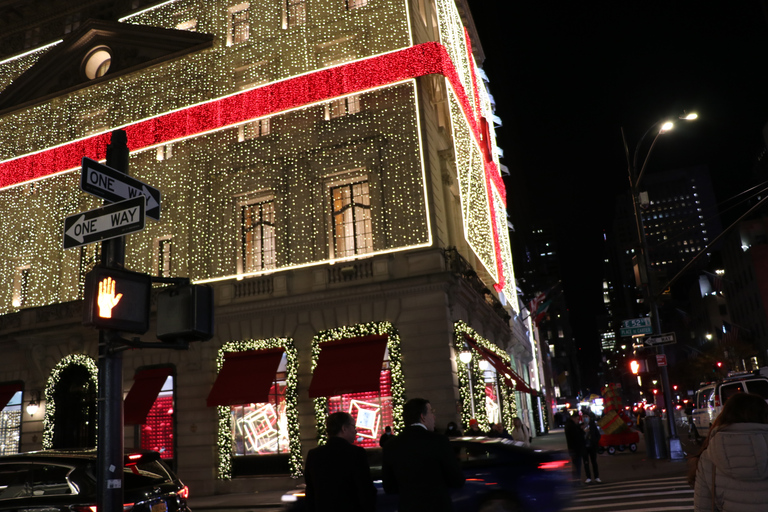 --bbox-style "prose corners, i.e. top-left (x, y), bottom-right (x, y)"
top-left (691, 368), bottom-right (768, 437)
